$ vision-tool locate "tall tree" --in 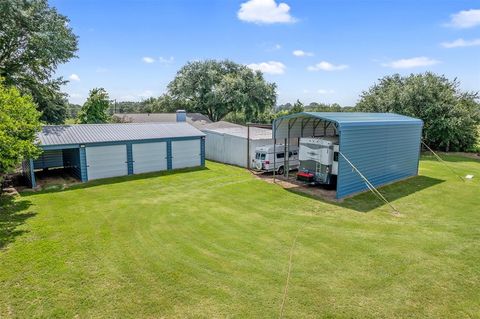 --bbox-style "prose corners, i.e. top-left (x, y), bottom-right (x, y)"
top-left (0, 0), bottom-right (78, 124)
top-left (0, 80), bottom-right (41, 180)
top-left (356, 72), bottom-right (480, 151)
top-left (79, 88), bottom-right (110, 124)
top-left (290, 99), bottom-right (304, 114)
top-left (168, 60), bottom-right (277, 122)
